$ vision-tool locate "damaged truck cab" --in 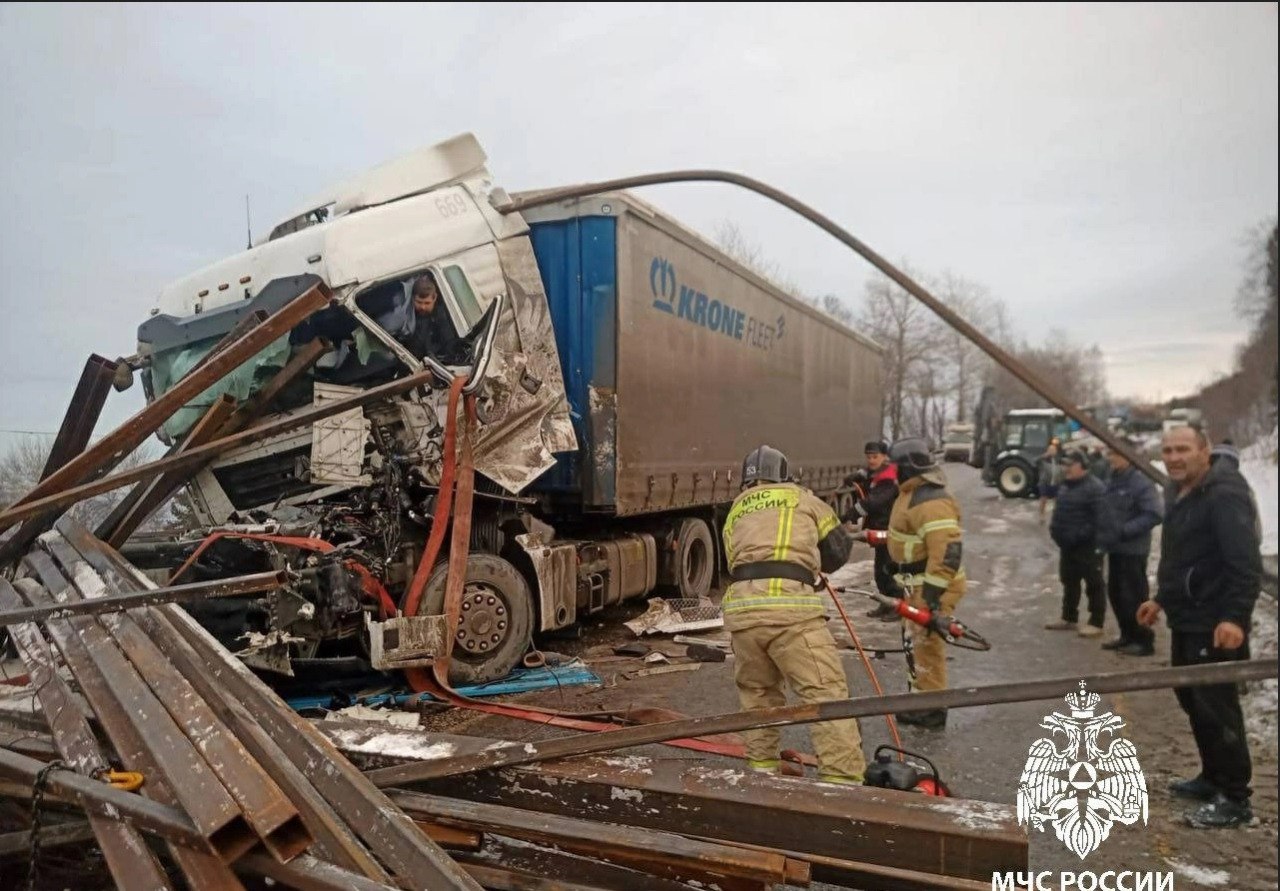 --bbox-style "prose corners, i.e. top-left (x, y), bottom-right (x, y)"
top-left (133, 133), bottom-right (883, 684)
